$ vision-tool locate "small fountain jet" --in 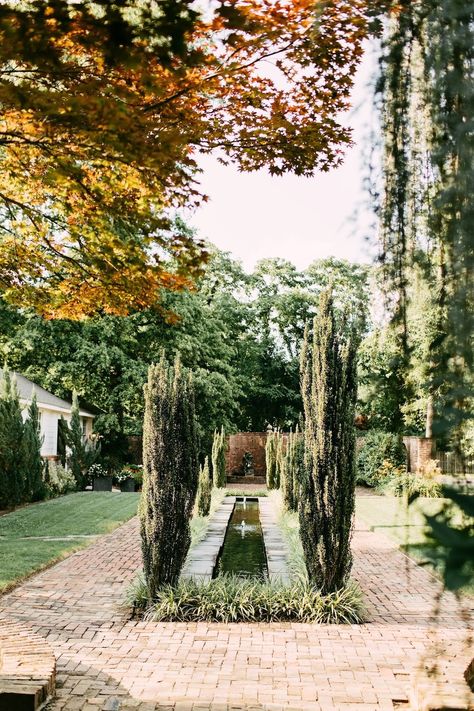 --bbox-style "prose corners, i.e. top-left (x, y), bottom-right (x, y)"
top-left (240, 519), bottom-right (246, 538)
